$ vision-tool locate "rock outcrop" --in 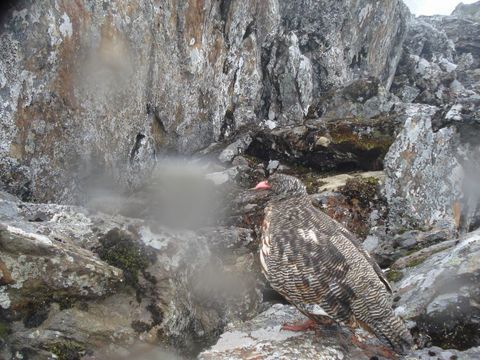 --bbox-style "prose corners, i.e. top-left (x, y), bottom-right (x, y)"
top-left (0, 0), bottom-right (409, 203)
top-left (394, 229), bottom-right (480, 350)
top-left (0, 189), bottom-right (263, 359)
top-left (385, 5), bottom-right (480, 236)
